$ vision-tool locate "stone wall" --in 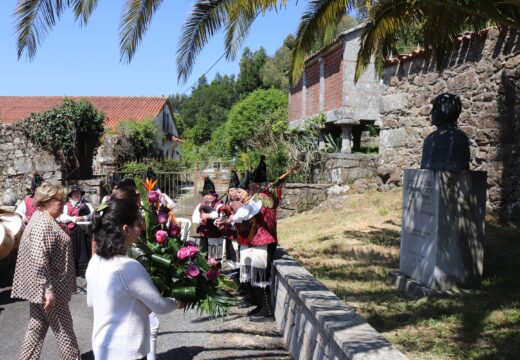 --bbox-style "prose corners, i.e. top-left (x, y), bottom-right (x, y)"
top-left (317, 153), bottom-right (378, 185)
top-left (0, 125), bottom-right (61, 206)
top-left (272, 248), bottom-right (407, 360)
top-left (380, 28), bottom-right (520, 214)
top-left (278, 183), bottom-right (330, 219)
